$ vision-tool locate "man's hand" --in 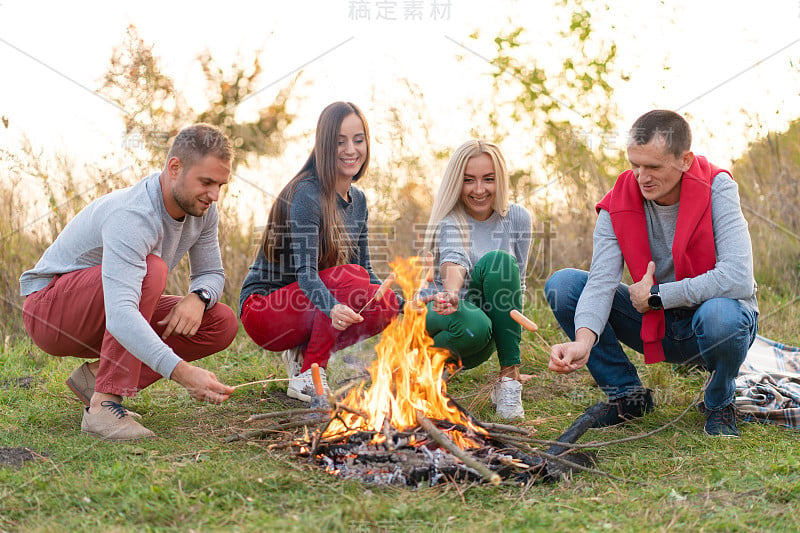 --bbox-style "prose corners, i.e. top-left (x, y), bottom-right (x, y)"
top-left (549, 328), bottom-right (596, 374)
top-left (157, 293), bottom-right (206, 339)
top-left (170, 361), bottom-right (234, 403)
top-left (629, 261), bottom-right (656, 313)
